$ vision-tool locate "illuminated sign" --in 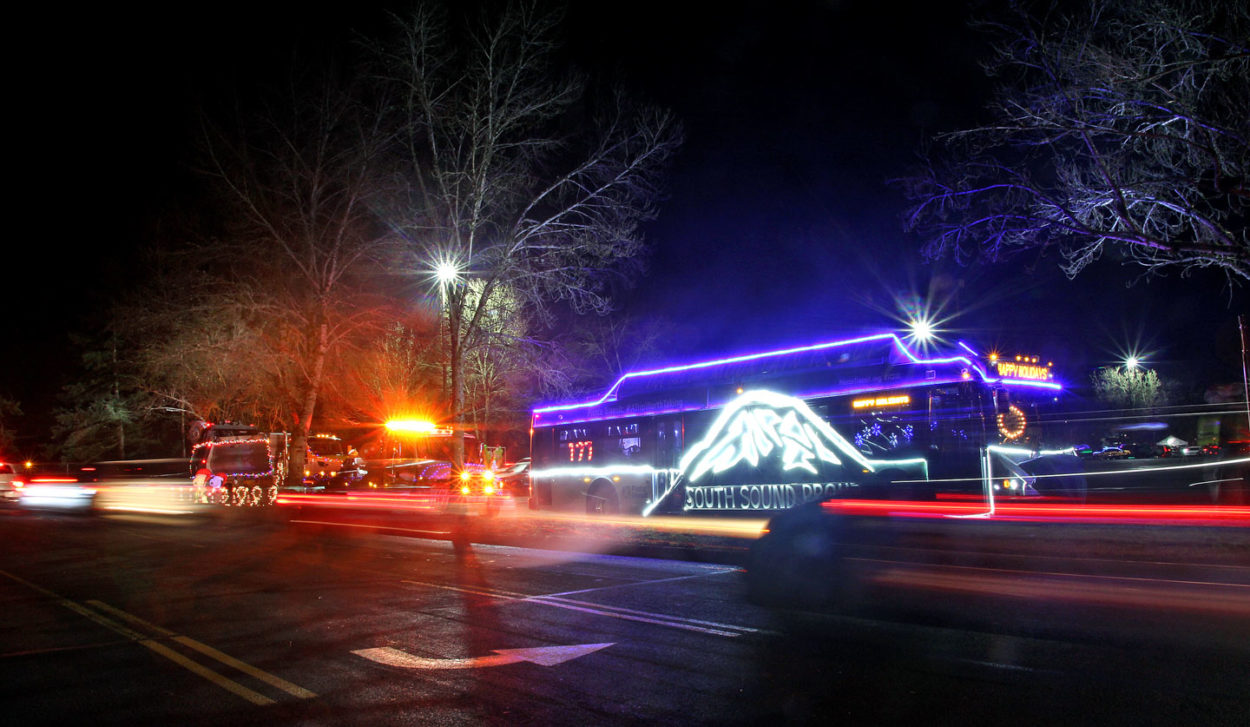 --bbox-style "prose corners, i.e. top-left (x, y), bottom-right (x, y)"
top-left (851, 393), bottom-right (911, 409)
top-left (685, 482), bottom-right (857, 511)
top-left (567, 441), bottom-right (593, 462)
top-left (679, 390), bottom-right (852, 482)
top-left (995, 356), bottom-right (1051, 381)
top-left (661, 390), bottom-right (929, 514)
